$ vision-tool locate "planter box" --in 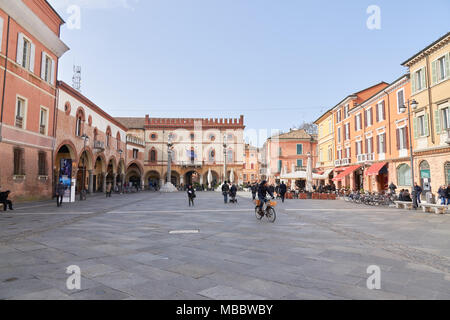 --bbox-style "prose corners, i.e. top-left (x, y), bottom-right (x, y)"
top-left (298, 193), bottom-right (307, 199)
top-left (312, 193), bottom-right (320, 200)
top-left (286, 193), bottom-right (293, 199)
top-left (328, 194), bottom-right (337, 200)
top-left (320, 193), bottom-right (328, 200)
